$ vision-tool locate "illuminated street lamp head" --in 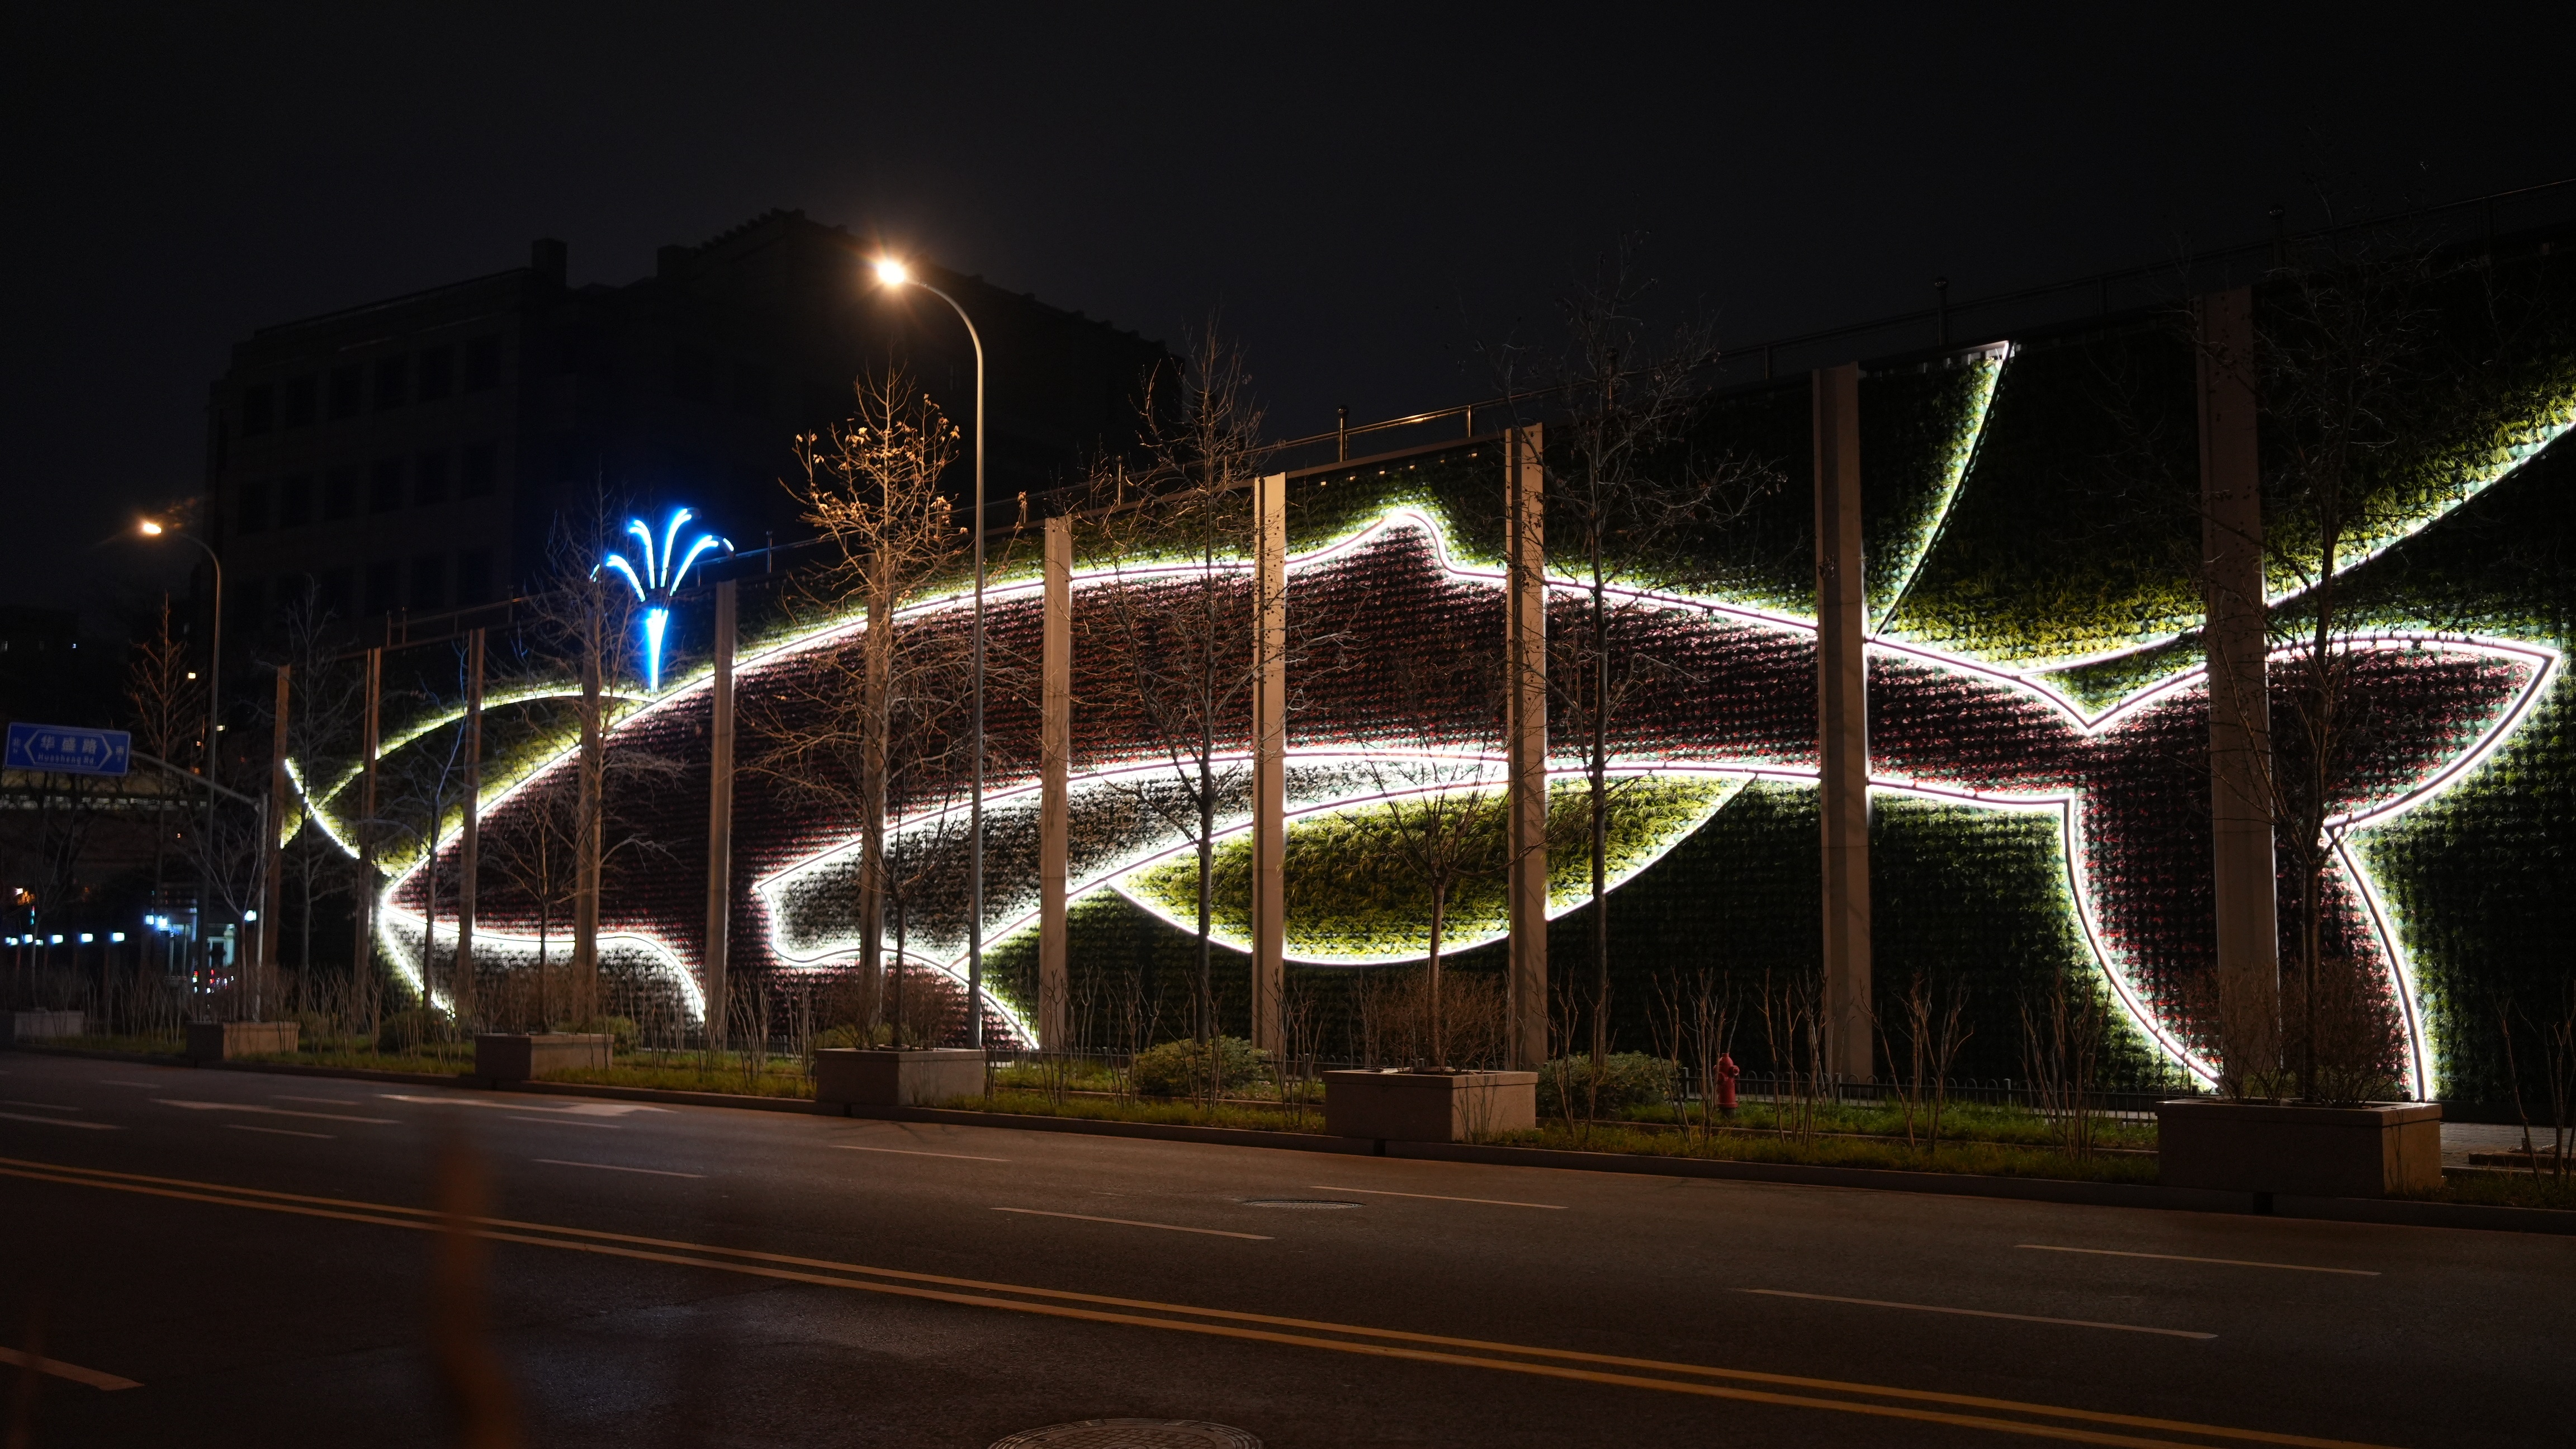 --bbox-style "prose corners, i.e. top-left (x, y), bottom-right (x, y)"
top-left (138, 519), bottom-right (164, 536)
top-left (596, 506), bottom-right (731, 693)
top-left (872, 257), bottom-right (910, 288)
